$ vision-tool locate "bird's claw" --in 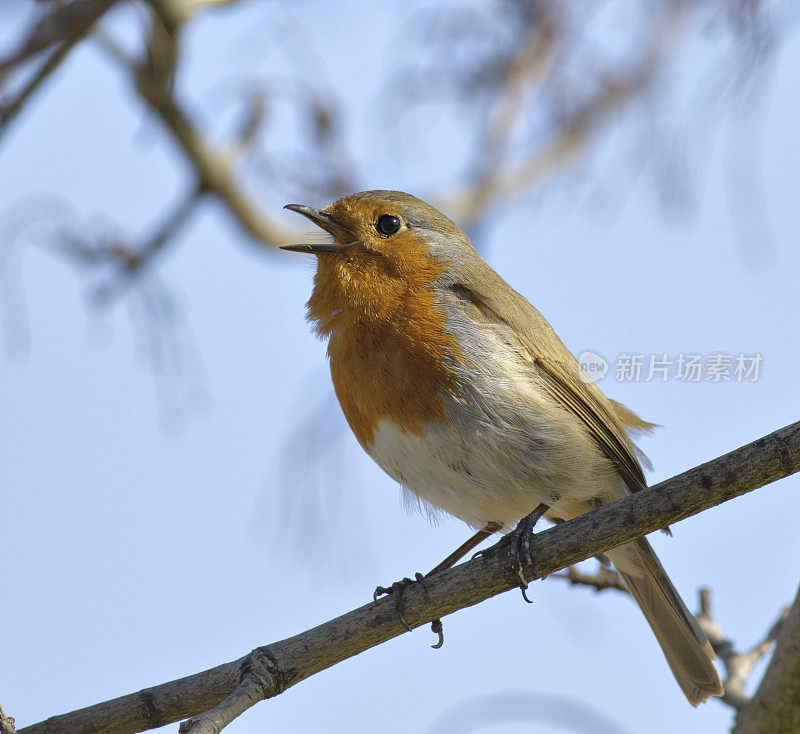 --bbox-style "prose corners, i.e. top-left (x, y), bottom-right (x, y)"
top-left (506, 529), bottom-right (534, 603)
top-left (471, 504), bottom-right (548, 603)
top-left (469, 532), bottom-right (533, 602)
top-left (513, 560), bottom-right (533, 603)
top-left (372, 572), bottom-right (426, 632)
top-left (430, 618), bottom-right (444, 649)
